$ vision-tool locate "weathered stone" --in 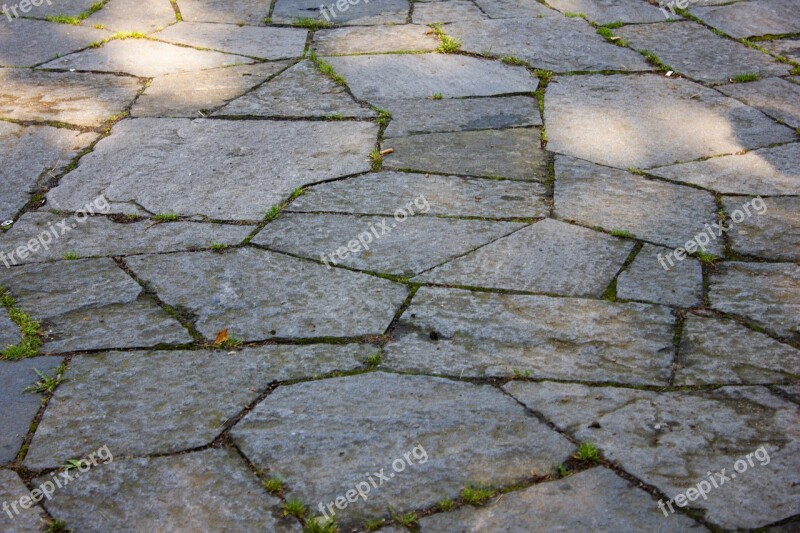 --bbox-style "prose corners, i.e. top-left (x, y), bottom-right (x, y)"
top-left (447, 18), bottom-right (652, 72)
top-left (554, 156), bottom-right (722, 254)
top-left (762, 39), bottom-right (800, 62)
top-left (709, 262), bottom-right (800, 341)
top-left (415, 219), bottom-right (634, 297)
top-left (13, 0), bottom-right (97, 17)
top-left (85, 0), bottom-right (177, 33)
top-left (473, 0), bottom-right (558, 19)
top-left (676, 314), bottom-right (800, 385)
top-left (132, 62), bottom-right (290, 117)
top-left (41, 39), bottom-right (253, 77)
top-left (616, 22), bottom-right (789, 84)
top-left (0, 19), bottom-right (106, 67)
top-left (126, 248), bottom-right (407, 340)
top-left (545, 74), bottom-right (795, 169)
top-left (231, 372), bottom-right (574, 527)
top-left (0, 259), bottom-right (192, 353)
top-left (419, 468), bottom-right (705, 532)
top-left (0, 470), bottom-right (47, 530)
top-left (412, 0), bottom-right (486, 24)
top-left (37, 449), bottom-right (297, 531)
top-left (253, 213), bottom-right (524, 276)
top-left (724, 196), bottom-right (799, 261)
top-left (690, 0), bottom-right (800, 39)
top-left (718, 78), bottom-right (800, 129)
top-left (313, 25), bottom-right (439, 55)
top-left (385, 129), bottom-right (548, 181)
top-left (547, 0), bottom-right (666, 24)
top-left (273, 0), bottom-right (408, 25)
top-left (775, 385), bottom-right (800, 404)
top-left (215, 60), bottom-right (374, 118)
top-left (325, 54), bottom-right (537, 99)
top-left (287, 171), bottom-right (550, 218)
top-left (46, 118), bottom-right (377, 220)
top-left (504, 382), bottom-right (800, 529)
top-left (156, 22), bottom-right (307, 59)
top-left (23, 345), bottom-right (370, 468)
top-left (0, 310), bottom-right (21, 350)
top-left (383, 288), bottom-right (674, 384)
top-left (178, 0), bottom-right (269, 25)
top-left (616, 244), bottom-right (703, 308)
